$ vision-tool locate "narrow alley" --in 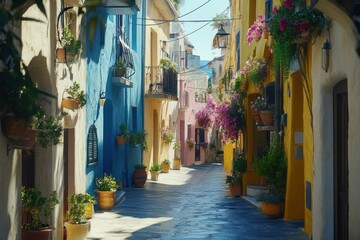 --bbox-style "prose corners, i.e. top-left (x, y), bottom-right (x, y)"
top-left (88, 164), bottom-right (308, 240)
